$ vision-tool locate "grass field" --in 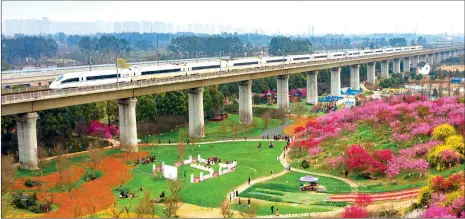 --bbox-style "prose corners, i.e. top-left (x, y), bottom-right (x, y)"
top-left (239, 171), bottom-right (351, 205)
top-left (114, 141), bottom-right (286, 209)
top-left (232, 199), bottom-right (338, 216)
top-left (145, 114), bottom-right (281, 143)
